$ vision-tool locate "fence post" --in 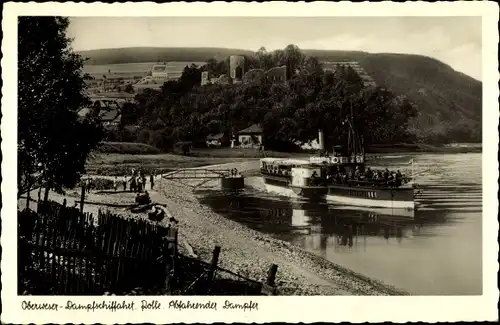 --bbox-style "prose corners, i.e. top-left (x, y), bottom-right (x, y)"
top-left (26, 185), bottom-right (31, 210)
top-left (261, 264), bottom-right (278, 295)
top-left (164, 228), bottom-right (179, 295)
top-left (43, 187), bottom-right (50, 203)
top-left (80, 185), bottom-right (85, 214)
top-left (206, 246), bottom-right (221, 293)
